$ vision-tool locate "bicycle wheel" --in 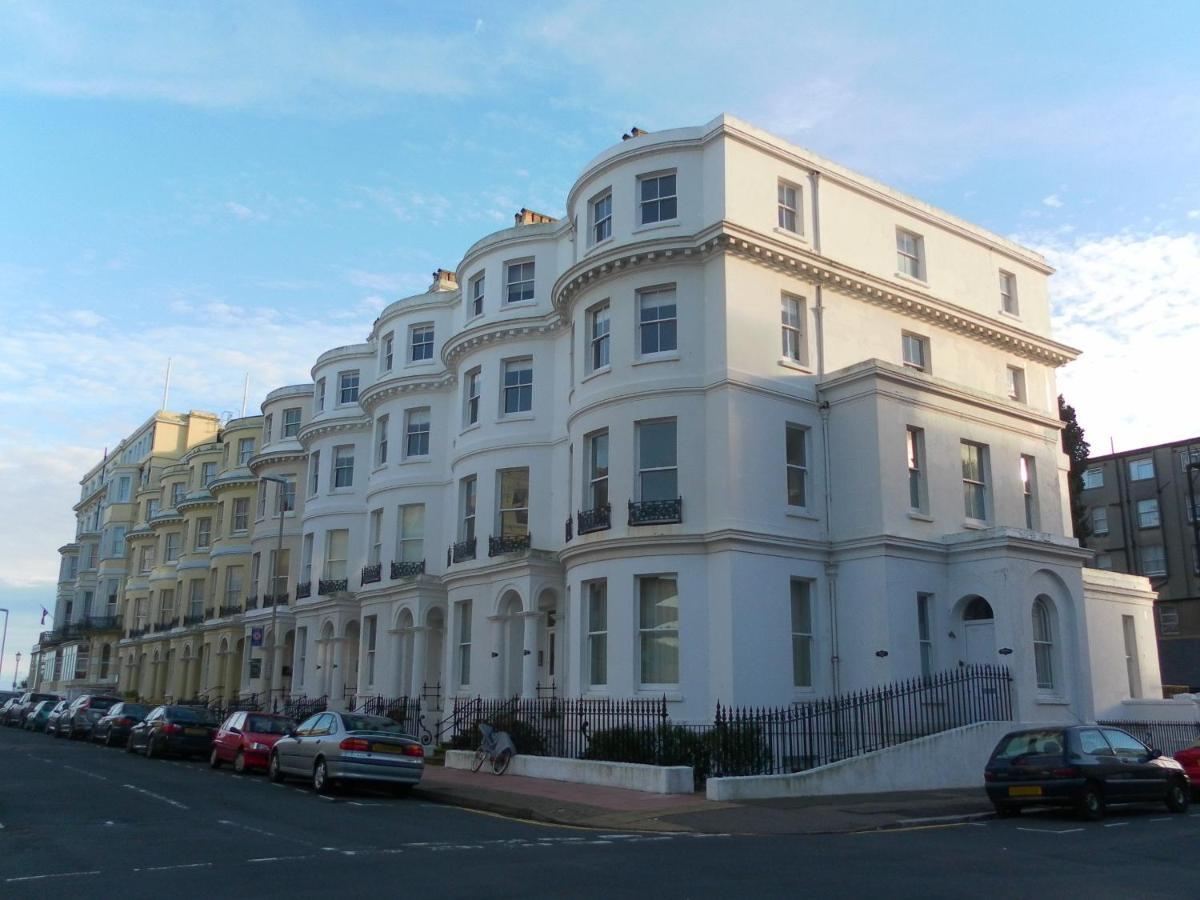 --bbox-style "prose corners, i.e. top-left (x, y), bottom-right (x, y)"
top-left (471, 747), bottom-right (487, 772)
top-left (492, 749), bottom-right (512, 776)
